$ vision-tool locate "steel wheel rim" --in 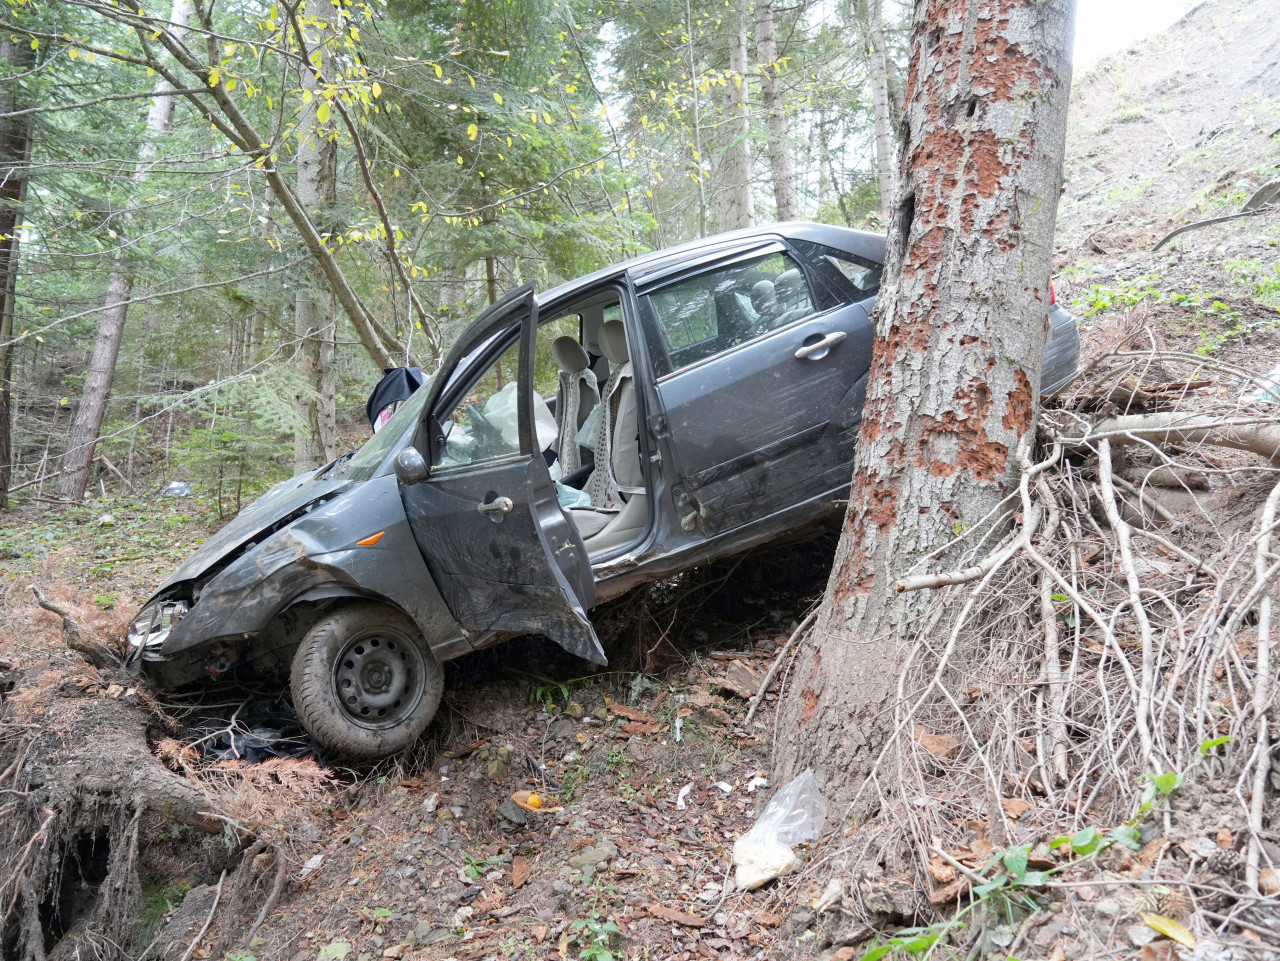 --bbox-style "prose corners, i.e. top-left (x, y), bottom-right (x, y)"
top-left (332, 628), bottom-right (426, 731)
